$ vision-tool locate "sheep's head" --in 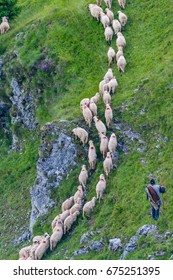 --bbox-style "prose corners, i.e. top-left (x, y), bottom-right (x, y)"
top-left (111, 133), bottom-right (116, 138)
top-left (100, 174), bottom-right (105, 180)
top-left (72, 128), bottom-right (77, 135)
top-left (92, 197), bottom-right (96, 203)
top-left (89, 140), bottom-right (94, 145)
top-left (93, 116), bottom-right (98, 122)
